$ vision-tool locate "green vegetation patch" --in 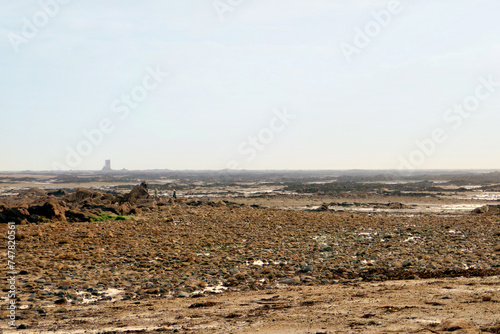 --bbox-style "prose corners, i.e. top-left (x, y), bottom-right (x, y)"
top-left (90, 212), bottom-right (133, 222)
